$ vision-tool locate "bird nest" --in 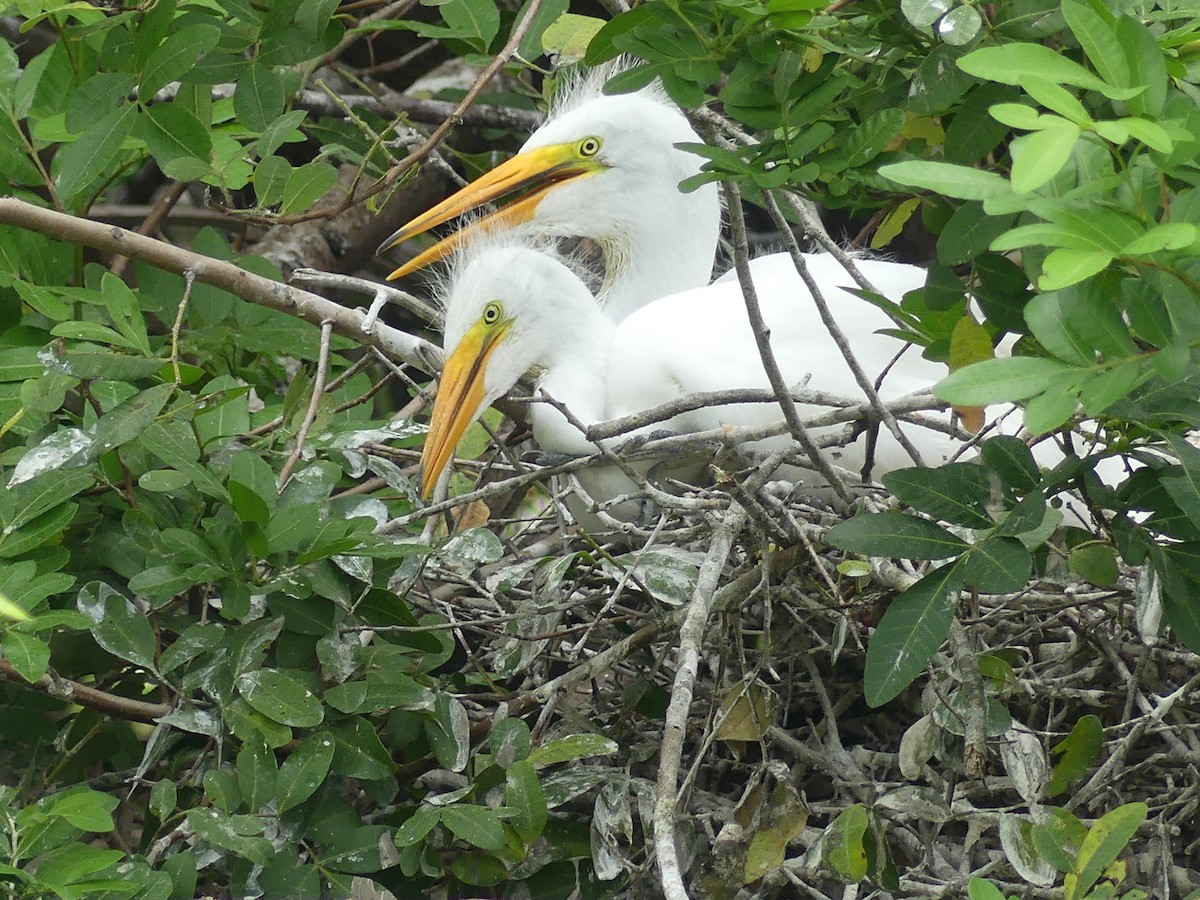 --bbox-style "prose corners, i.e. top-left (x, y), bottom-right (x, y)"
top-left (394, 462), bottom-right (1200, 898)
